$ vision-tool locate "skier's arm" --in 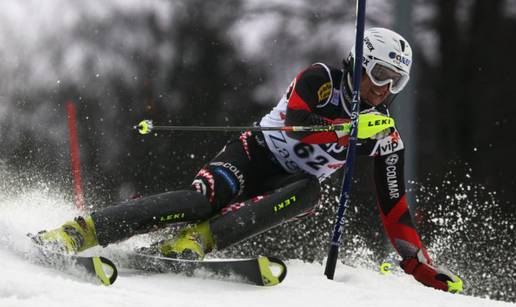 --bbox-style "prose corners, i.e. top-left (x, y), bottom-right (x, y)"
top-left (372, 134), bottom-right (460, 291)
top-left (373, 145), bottom-right (429, 260)
top-left (284, 66), bottom-right (342, 144)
